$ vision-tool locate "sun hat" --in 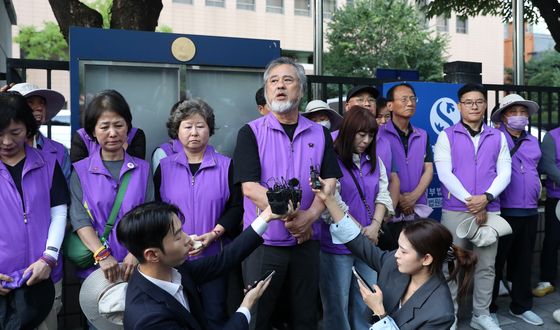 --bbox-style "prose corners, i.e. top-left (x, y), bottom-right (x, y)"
top-left (302, 100), bottom-right (343, 130)
top-left (490, 94), bottom-right (539, 123)
top-left (556, 200), bottom-right (560, 222)
top-left (8, 83), bottom-right (65, 122)
top-left (456, 214), bottom-right (512, 247)
top-left (79, 266), bottom-right (127, 330)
